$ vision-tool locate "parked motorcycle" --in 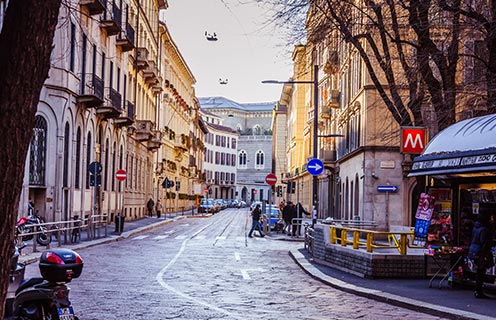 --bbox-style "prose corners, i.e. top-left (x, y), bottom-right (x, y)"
top-left (4, 246), bottom-right (84, 320)
top-left (15, 213), bottom-right (51, 246)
